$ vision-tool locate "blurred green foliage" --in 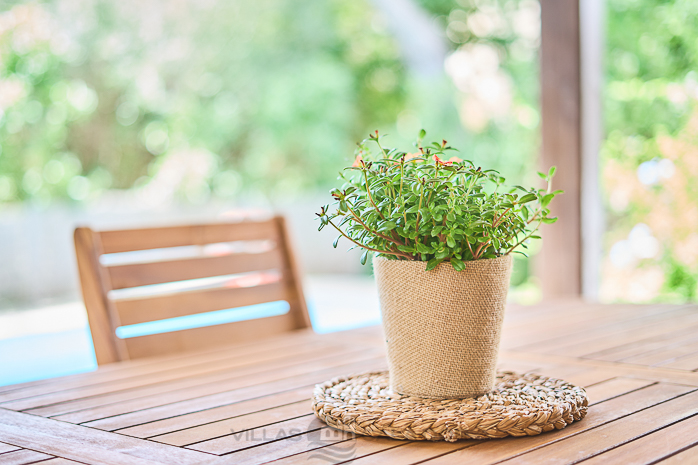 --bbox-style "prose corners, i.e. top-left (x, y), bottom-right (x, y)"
top-left (0, 0), bottom-right (408, 203)
top-left (605, 0), bottom-right (696, 143)
top-left (0, 0), bottom-right (540, 206)
top-left (601, 0), bottom-right (698, 302)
